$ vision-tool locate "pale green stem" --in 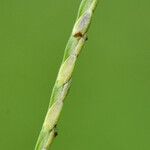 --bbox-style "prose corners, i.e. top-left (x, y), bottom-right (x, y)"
top-left (35, 0), bottom-right (98, 150)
